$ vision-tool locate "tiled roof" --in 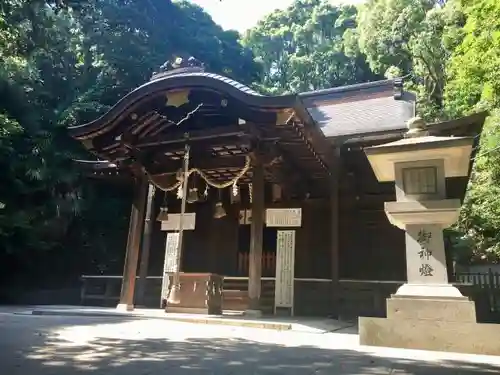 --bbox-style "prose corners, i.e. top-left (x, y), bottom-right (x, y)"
top-left (299, 80), bottom-right (416, 139)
